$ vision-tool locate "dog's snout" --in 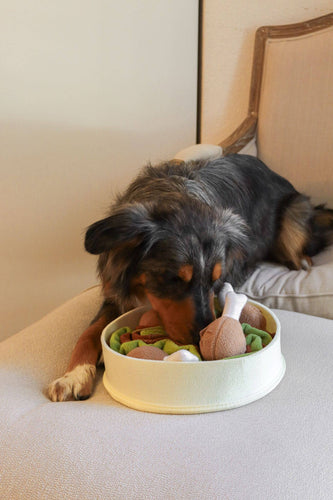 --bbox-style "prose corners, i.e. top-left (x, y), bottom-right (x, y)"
top-left (198, 311), bottom-right (215, 330)
top-left (146, 289), bottom-right (216, 346)
top-left (192, 311), bottom-right (215, 344)
top-left (192, 291), bottom-right (216, 343)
